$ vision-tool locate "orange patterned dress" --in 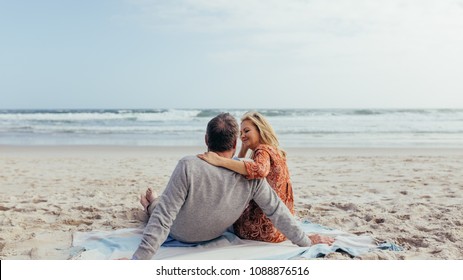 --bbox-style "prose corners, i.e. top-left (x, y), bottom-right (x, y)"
top-left (233, 144), bottom-right (294, 243)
